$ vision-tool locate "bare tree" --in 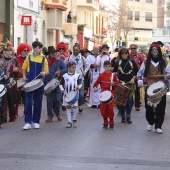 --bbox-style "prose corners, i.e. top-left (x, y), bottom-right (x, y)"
top-left (101, 0), bottom-right (133, 48)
